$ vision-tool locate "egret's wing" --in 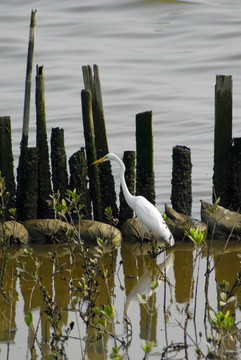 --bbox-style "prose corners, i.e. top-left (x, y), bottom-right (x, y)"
top-left (134, 196), bottom-right (171, 242)
top-left (134, 196), bottom-right (164, 230)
